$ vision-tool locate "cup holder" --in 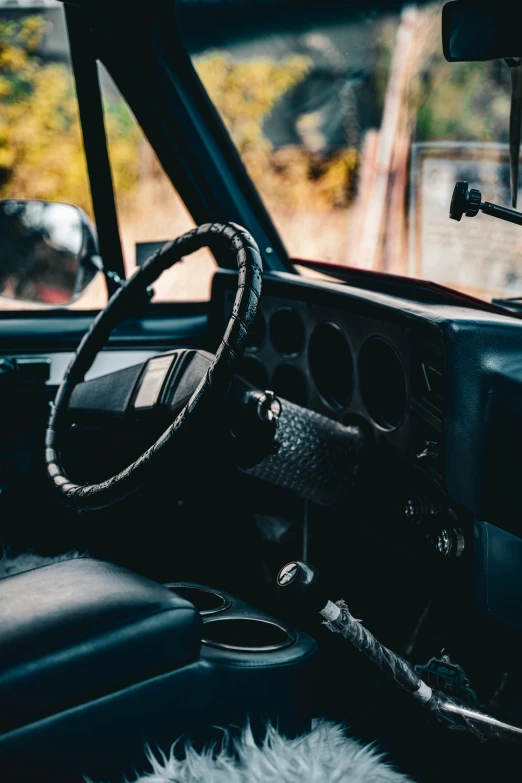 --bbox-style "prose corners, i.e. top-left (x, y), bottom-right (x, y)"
top-left (202, 617), bottom-right (295, 652)
top-left (165, 584), bottom-right (231, 616)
